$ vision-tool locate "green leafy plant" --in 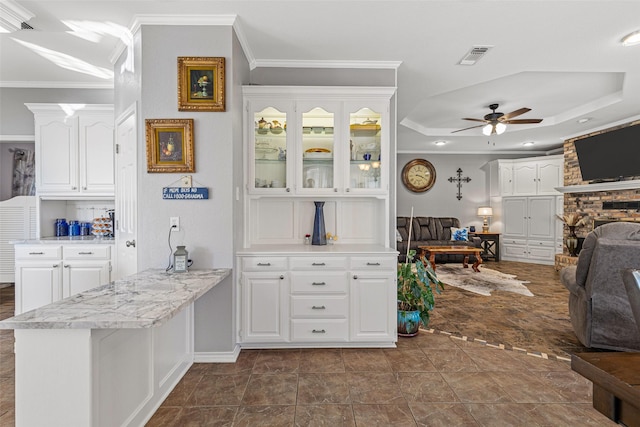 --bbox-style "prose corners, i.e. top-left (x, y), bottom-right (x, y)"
top-left (397, 249), bottom-right (445, 326)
